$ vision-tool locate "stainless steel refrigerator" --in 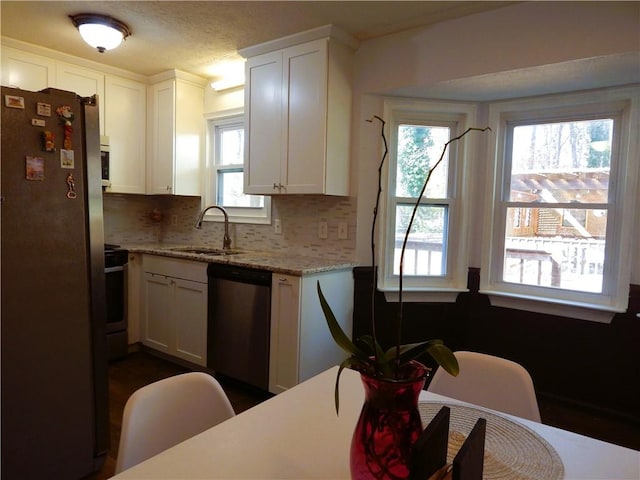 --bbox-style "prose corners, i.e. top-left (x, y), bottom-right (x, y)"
top-left (1, 86), bottom-right (109, 479)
